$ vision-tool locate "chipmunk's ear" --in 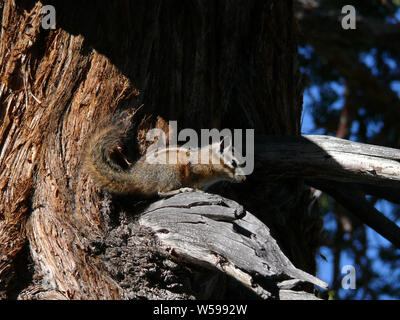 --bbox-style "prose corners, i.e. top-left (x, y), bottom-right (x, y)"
top-left (238, 161), bottom-right (246, 168)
